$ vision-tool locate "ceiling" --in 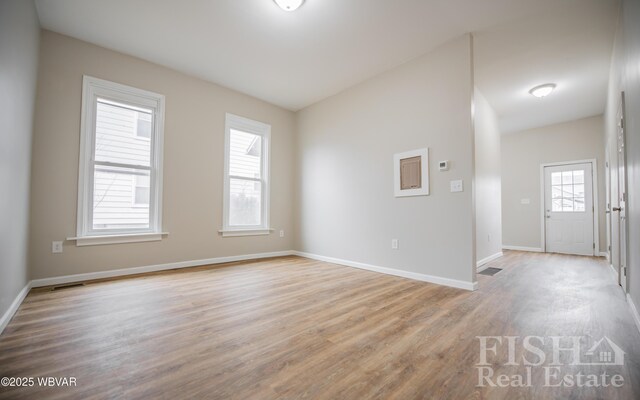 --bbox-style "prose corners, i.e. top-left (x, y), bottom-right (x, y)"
top-left (474, 0), bottom-right (619, 133)
top-left (35, 0), bottom-right (619, 133)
